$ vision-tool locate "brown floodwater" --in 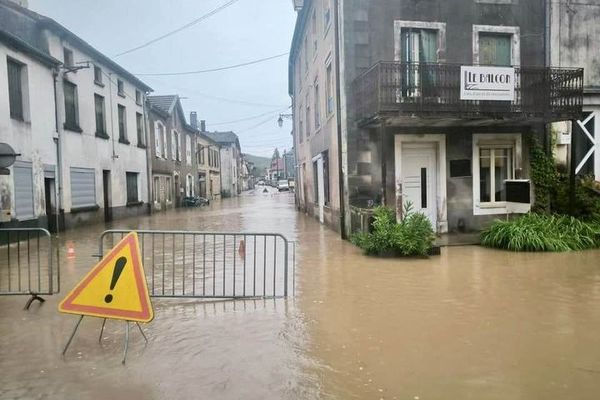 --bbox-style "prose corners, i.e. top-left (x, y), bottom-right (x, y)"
top-left (1, 187), bottom-right (600, 400)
